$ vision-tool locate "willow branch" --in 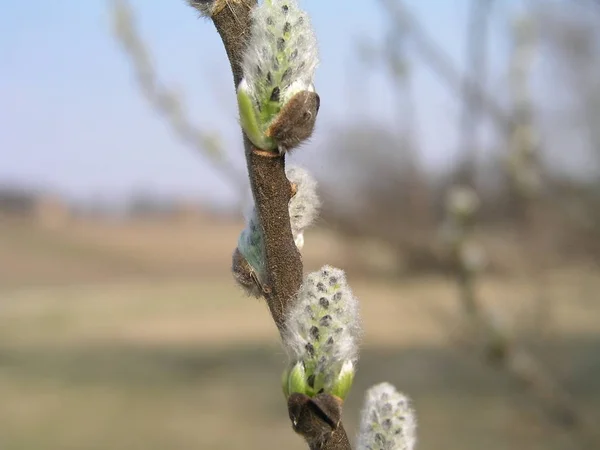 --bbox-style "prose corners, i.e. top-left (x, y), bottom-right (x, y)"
top-left (200, 1), bottom-right (351, 448)
top-left (205, 0), bottom-right (302, 331)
